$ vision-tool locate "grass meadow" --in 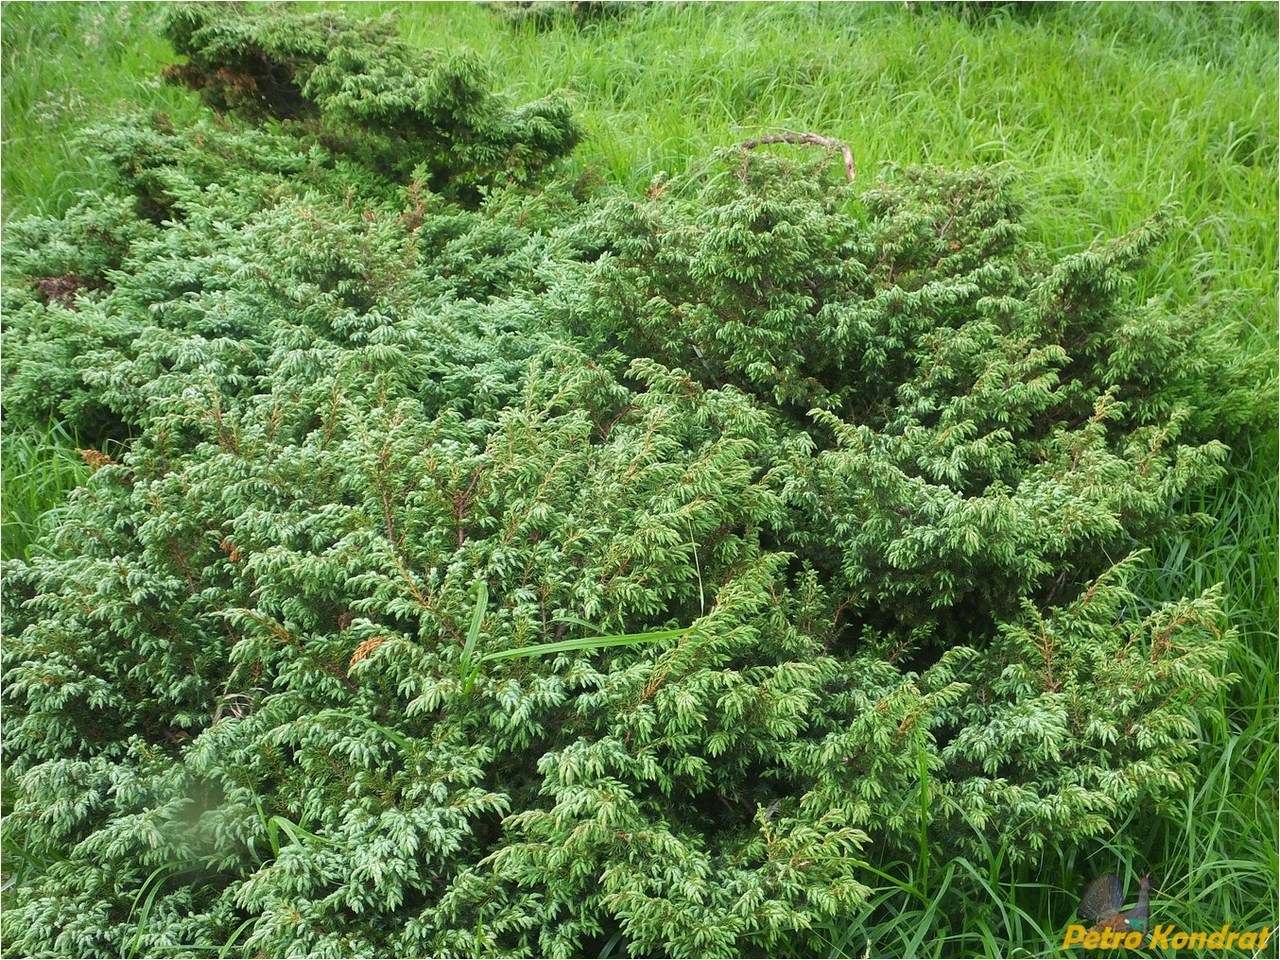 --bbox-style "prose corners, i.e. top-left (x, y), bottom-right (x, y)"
top-left (2, 2), bottom-right (1276, 956)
